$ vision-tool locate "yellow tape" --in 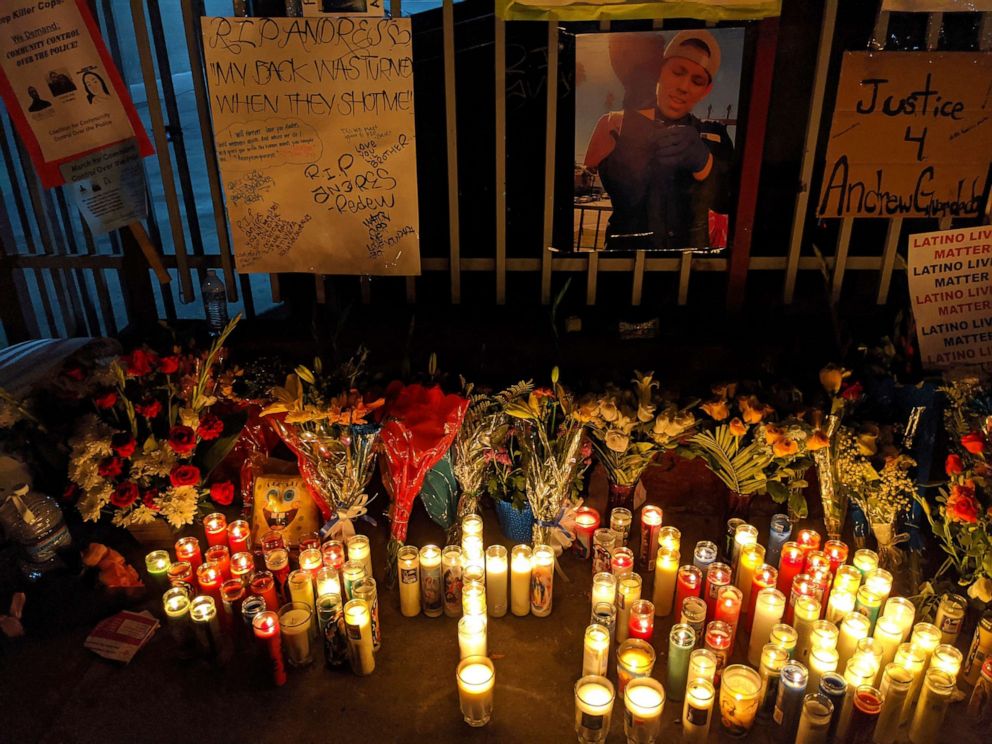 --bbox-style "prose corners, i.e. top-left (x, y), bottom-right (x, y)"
top-left (495, 0), bottom-right (781, 22)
